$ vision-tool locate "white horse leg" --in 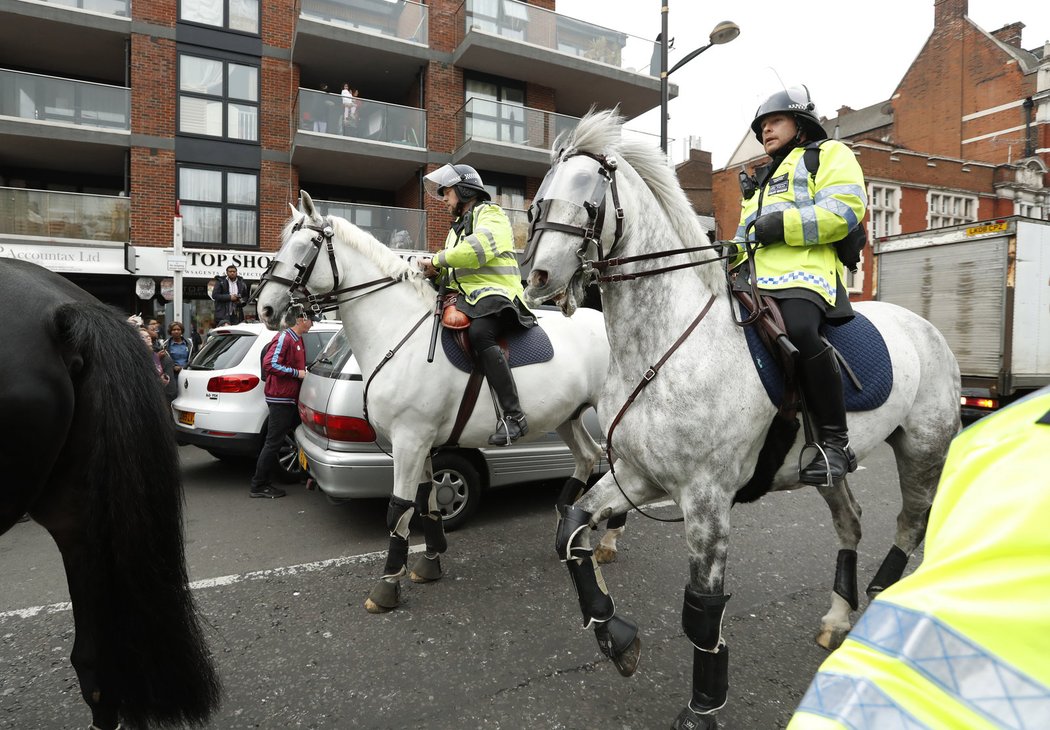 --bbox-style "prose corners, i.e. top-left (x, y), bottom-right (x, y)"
top-left (555, 420), bottom-right (624, 564)
top-left (365, 439), bottom-right (431, 614)
top-left (672, 491), bottom-right (732, 730)
top-left (867, 428), bottom-right (945, 598)
top-left (814, 477), bottom-right (863, 650)
top-left (409, 453), bottom-right (446, 584)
